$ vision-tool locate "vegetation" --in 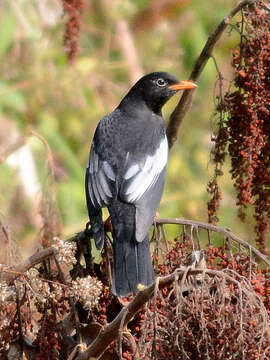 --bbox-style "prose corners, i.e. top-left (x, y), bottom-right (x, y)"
top-left (0, 0), bottom-right (270, 359)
